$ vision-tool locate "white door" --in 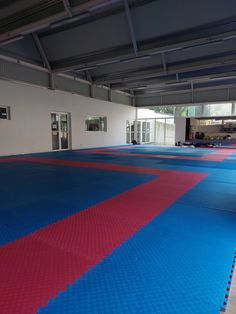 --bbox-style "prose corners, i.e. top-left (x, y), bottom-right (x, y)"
top-left (51, 112), bottom-right (70, 150)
